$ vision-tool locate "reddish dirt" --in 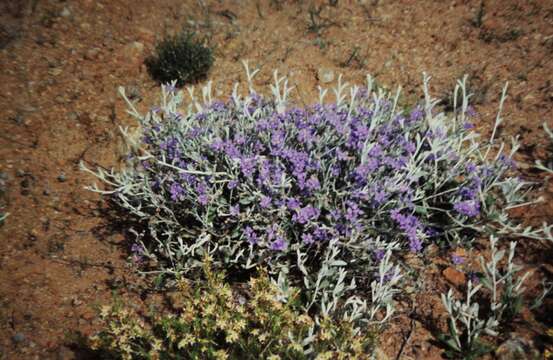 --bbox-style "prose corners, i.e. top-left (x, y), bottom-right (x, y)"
top-left (1, 0), bottom-right (553, 359)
